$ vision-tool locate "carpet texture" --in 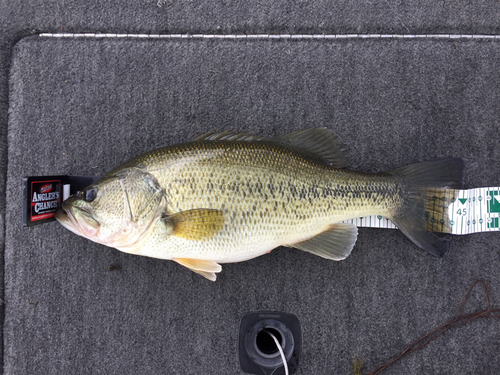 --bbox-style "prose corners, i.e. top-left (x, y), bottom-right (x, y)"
top-left (2, 1), bottom-right (500, 374)
top-left (3, 35), bottom-right (500, 374)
